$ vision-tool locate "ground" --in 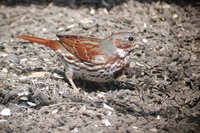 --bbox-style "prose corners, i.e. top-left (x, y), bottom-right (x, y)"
top-left (0, 0), bottom-right (200, 133)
